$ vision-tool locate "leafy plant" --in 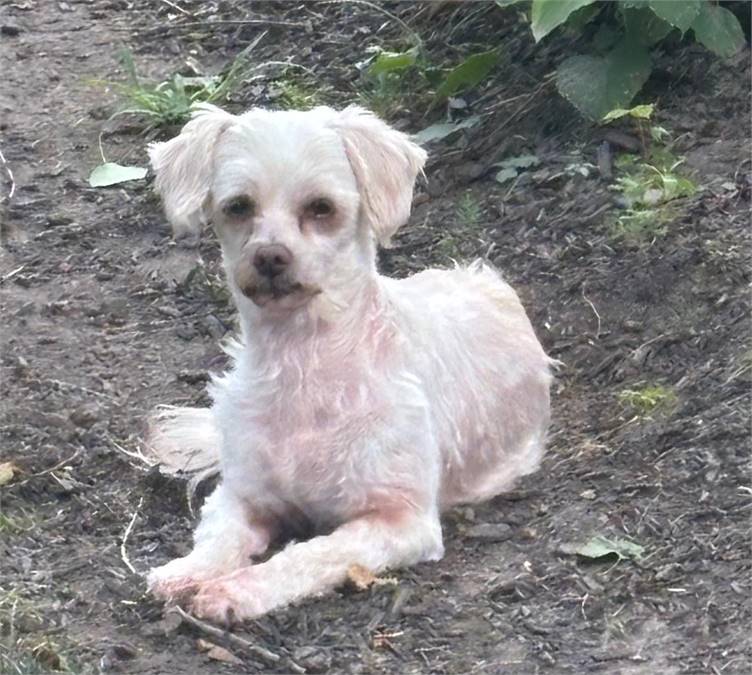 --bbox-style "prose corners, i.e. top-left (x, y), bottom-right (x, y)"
top-left (618, 384), bottom-right (677, 416)
top-left (456, 192), bottom-right (483, 227)
top-left (604, 106), bottom-right (696, 242)
top-left (512, 0), bottom-right (745, 120)
top-left (268, 73), bottom-right (320, 110)
top-left (614, 154), bottom-right (696, 207)
top-left (358, 44), bottom-right (501, 117)
top-left (109, 48), bottom-right (253, 129)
